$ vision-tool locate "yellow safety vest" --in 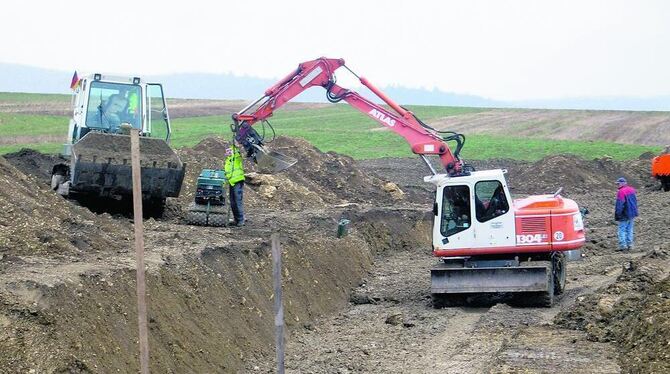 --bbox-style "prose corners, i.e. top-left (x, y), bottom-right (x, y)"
top-left (224, 147), bottom-right (245, 186)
